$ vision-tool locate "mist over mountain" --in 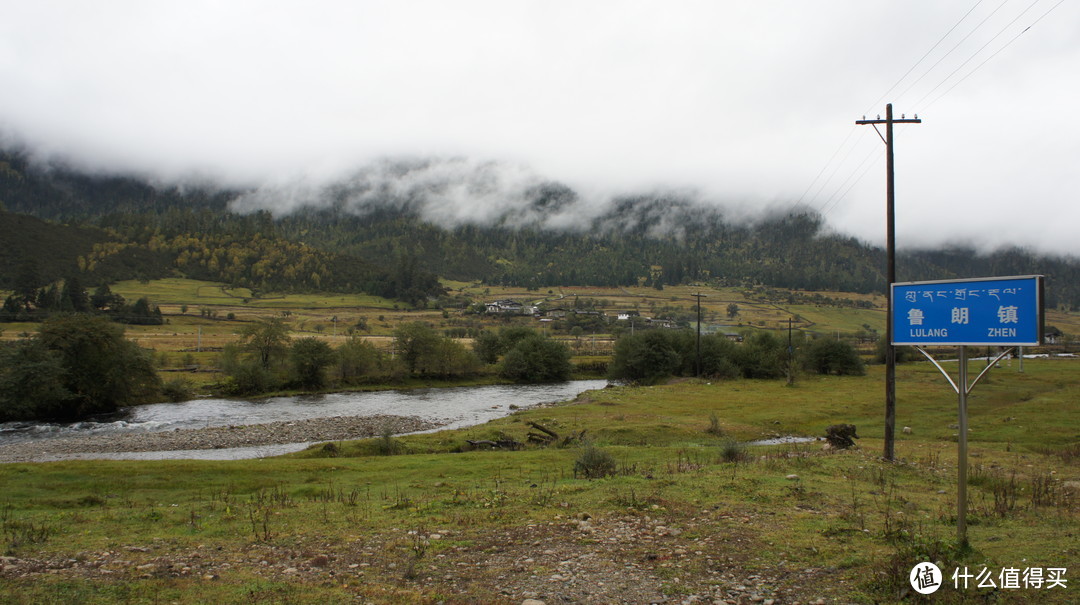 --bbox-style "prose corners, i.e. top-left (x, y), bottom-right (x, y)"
top-left (3, 147), bottom-right (1080, 309)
